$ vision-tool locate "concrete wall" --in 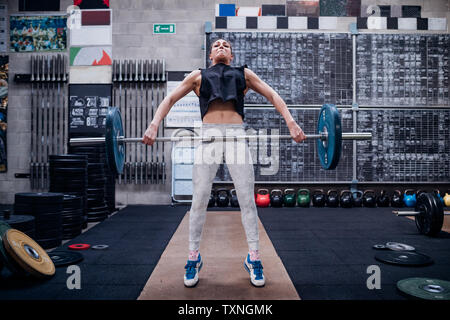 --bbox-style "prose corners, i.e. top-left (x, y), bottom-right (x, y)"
top-left (0, 0), bottom-right (449, 205)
